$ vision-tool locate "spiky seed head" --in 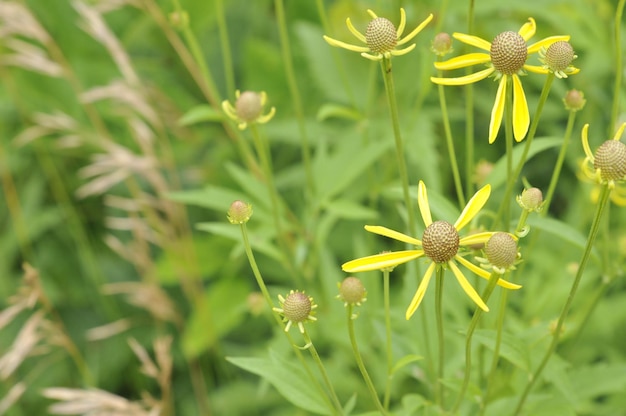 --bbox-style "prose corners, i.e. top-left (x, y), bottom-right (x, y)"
top-left (338, 277), bottom-right (367, 305)
top-left (282, 291), bottom-right (314, 323)
top-left (366, 17), bottom-right (397, 54)
top-left (563, 89), bottom-right (586, 112)
top-left (422, 220), bottom-right (460, 263)
top-left (594, 140), bottom-right (626, 182)
top-left (485, 232), bottom-right (518, 269)
top-left (431, 32), bottom-right (452, 56)
top-left (544, 41), bottom-right (575, 72)
top-left (490, 31), bottom-right (527, 75)
top-left (235, 91), bottom-right (263, 122)
top-left (519, 187), bottom-right (543, 211)
top-left (227, 200), bottom-right (253, 224)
